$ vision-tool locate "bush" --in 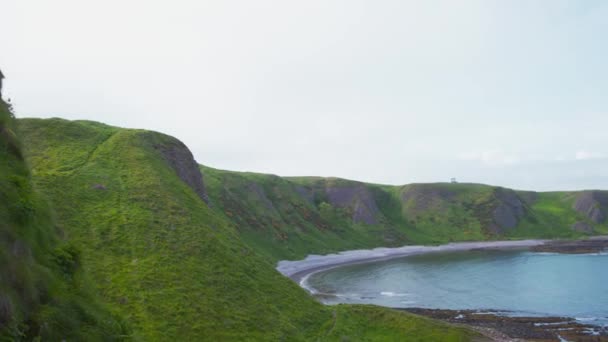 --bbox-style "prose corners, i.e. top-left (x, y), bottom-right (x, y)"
top-left (51, 244), bottom-right (82, 278)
